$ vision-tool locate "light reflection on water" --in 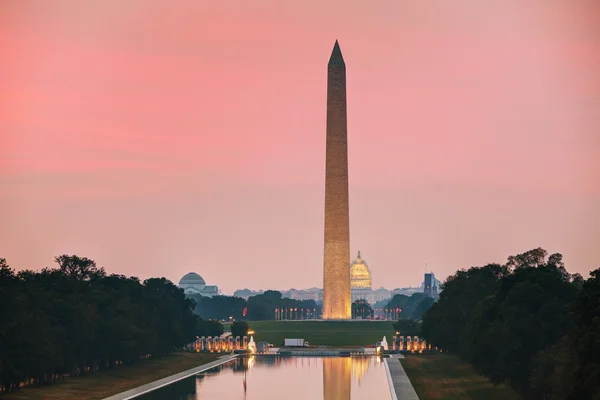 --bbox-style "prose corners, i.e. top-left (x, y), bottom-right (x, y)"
top-left (136, 356), bottom-right (391, 399)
